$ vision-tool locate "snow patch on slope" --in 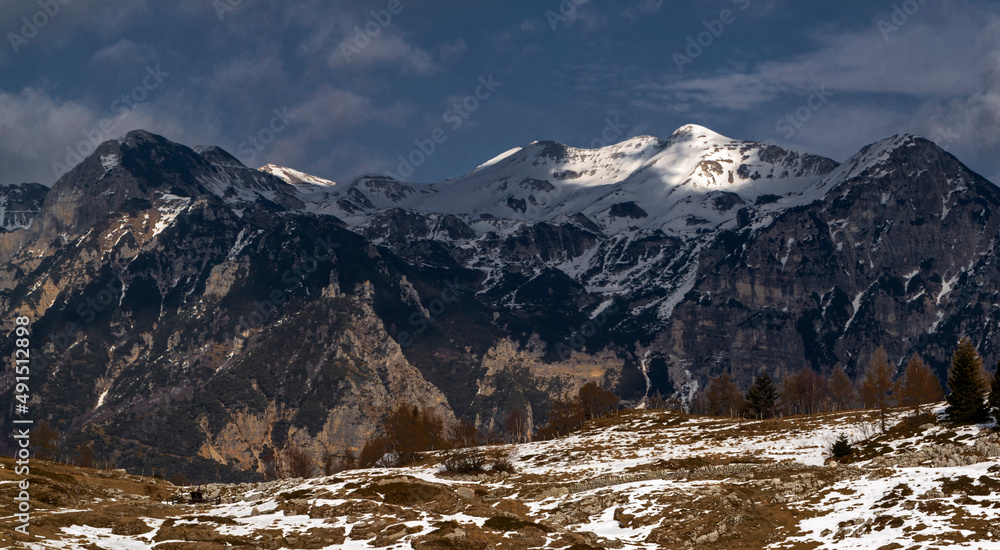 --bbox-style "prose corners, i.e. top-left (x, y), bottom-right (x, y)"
top-left (152, 194), bottom-right (191, 237)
